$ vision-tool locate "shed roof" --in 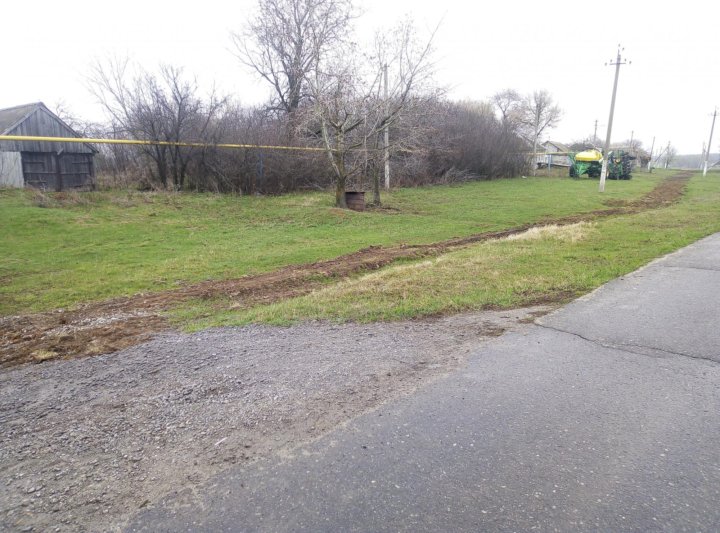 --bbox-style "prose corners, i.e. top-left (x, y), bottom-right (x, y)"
top-left (0, 102), bottom-right (96, 153)
top-left (0, 102), bottom-right (43, 135)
